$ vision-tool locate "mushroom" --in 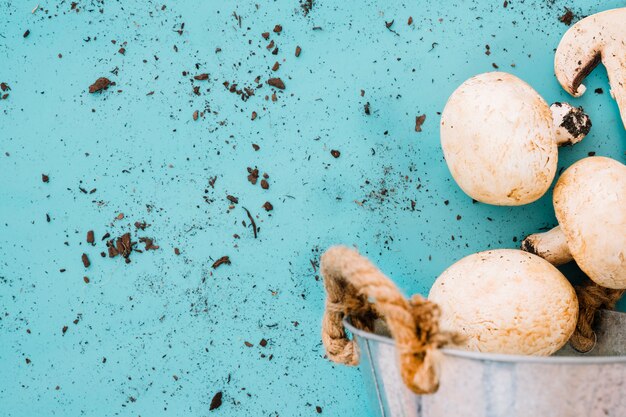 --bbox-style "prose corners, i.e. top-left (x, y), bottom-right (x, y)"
top-left (428, 249), bottom-right (578, 355)
top-left (440, 72), bottom-right (591, 205)
top-left (555, 7), bottom-right (626, 128)
top-left (522, 156), bottom-right (626, 289)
